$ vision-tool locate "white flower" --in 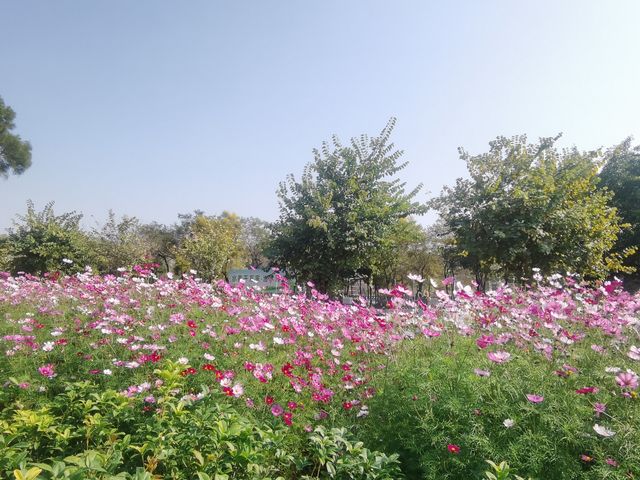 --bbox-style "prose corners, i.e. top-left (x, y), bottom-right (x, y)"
top-left (103, 369), bottom-right (112, 375)
top-left (232, 384), bottom-right (244, 397)
top-left (273, 337), bottom-right (285, 345)
top-left (357, 406), bottom-right (369, 418)
top-left (605, 367), bottom-right (621, 374)
top-left (503, 419), bottom-right (515, 428)
top-left (203, 353), bottom-right (215, 361)
top-left (42, 341), bottom-right (55, 352)
top-left (407, 273), bottom-right (424, 283)
top-left (62, 258), bottom-right (73, 264)
top-left (628, 346), bottom-right (640, 361)
top-left (593, 424), bottom-right (615, 437)
top-left (177, 357), bottom-right (189, 365)
top-left (429, 278), bottom-right (439, 288)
